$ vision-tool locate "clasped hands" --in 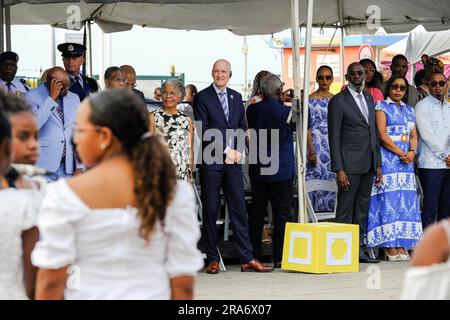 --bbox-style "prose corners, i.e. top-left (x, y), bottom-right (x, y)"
top-left (225, 149), bottom-right (242, 164)
top-left (398, 151), bottom-right (415, 164)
